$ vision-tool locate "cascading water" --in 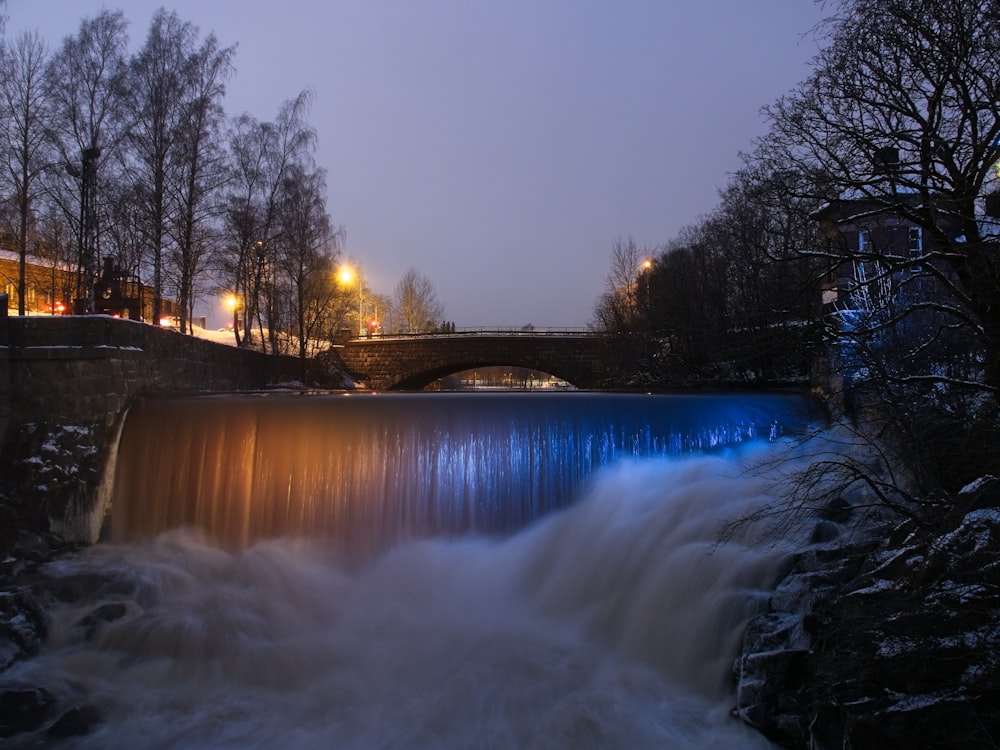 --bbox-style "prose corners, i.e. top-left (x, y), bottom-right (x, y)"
top-left (110, 392), bottom-right (818, 549)
top-left (4, 392), bottom-right (825, 749)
